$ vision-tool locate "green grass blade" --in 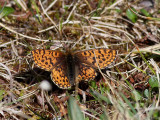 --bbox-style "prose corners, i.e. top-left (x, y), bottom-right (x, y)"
top-left (68, 96), bottom-right (85, 120)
